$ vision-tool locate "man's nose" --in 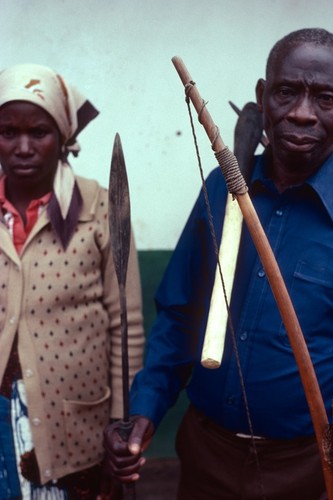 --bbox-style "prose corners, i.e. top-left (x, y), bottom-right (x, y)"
top-left (287, 96), bottom-right (317, 123)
